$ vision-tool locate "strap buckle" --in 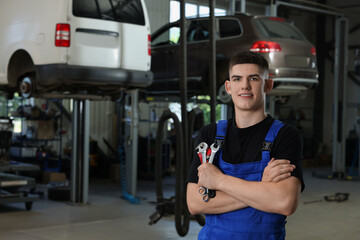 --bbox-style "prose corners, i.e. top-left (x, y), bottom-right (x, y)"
top-left (214, 138), bottom-right (224, 148)
top-left (262, 142), bottom-right (273, 151)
